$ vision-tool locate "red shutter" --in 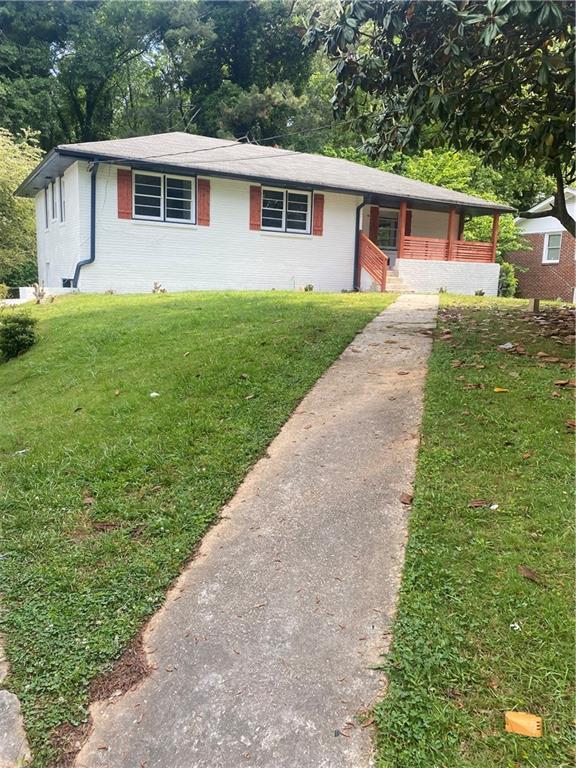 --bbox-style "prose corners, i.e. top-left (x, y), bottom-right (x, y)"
top-left (369, 205), bottom-right (379, 243)
top-left (249, 186), bottom-right (261, 230)
top-left (197, 178), bottom-right (210, 226)
top-left (406, 209), bottom-right (413, 236)
top-left (312, 193), bottom-right (324, 236)
top-left (117, 169), bottom-right (132, 219)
